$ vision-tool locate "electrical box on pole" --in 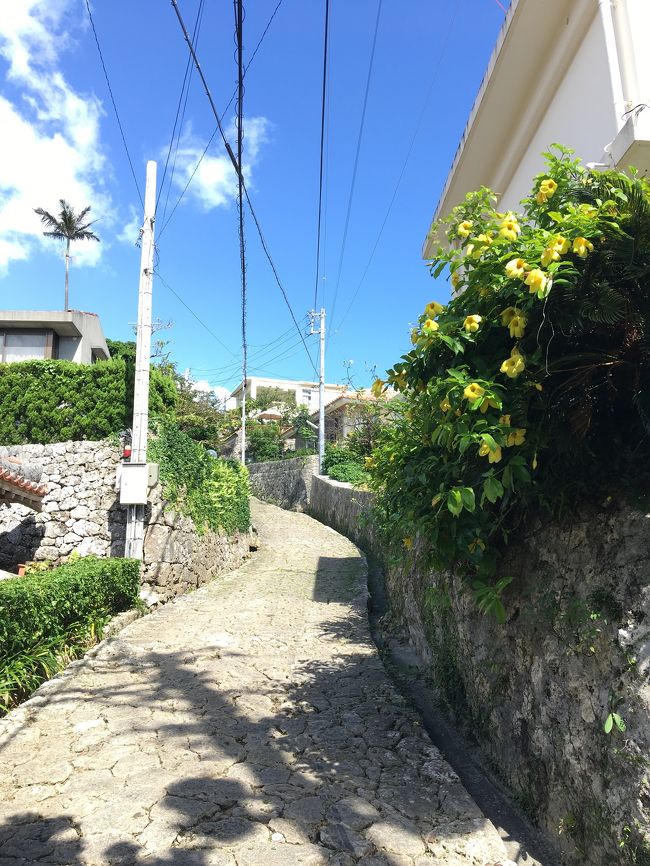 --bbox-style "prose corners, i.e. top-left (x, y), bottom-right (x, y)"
top-left (125, 160), bottom-right (157, 560)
